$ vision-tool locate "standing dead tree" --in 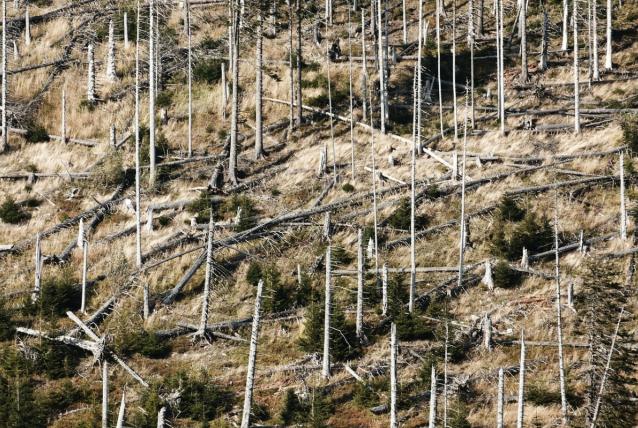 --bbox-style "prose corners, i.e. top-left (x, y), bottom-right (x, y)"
top-left (148, 0), bottom-right (157, 187)
top-left (79, 219), bottom-right (89, 313)
top-left (574, 0), bottom-right (581, 134)
top-left (187, 1), bottom-right (192, 157)
top-left (390, 322), bottom-right (398, 427)
top-left (240, 279), bottom-right (264, 428)
top-left (516, 330), bottom-right (526, 428)
top-left (562, 0), bottom-right (569, 50)
top-left (322, 244), bottom-right (332, 378)
top-left (1, 0), bottom-right (7, 152)
top-left (32, 232), bottom-right (42, 302)
top-left (620, 152), bottom-right (627, 240)
top-left (497, 367), bottom-right (504, 427)
top-left (356, 228), bottom-right (365, 341)
top-left (106, 19), bottom-right (116, 81)
top-left (554, 201), bottom-right (568, 424)
top-left (229, 0), bottom-right (241, 184)
top-left (197, 212), bottom-right (215, 337)
top-left (135, 0), bottom-right (142, 272)
top-left (254, 0), bottom-right (264, 159)
top-left (436, 0), bottom-right (444, 137)
top-left (604, 0), bottom-right (612, 69)
top-left (429, 365), bottom-right (437, 428)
